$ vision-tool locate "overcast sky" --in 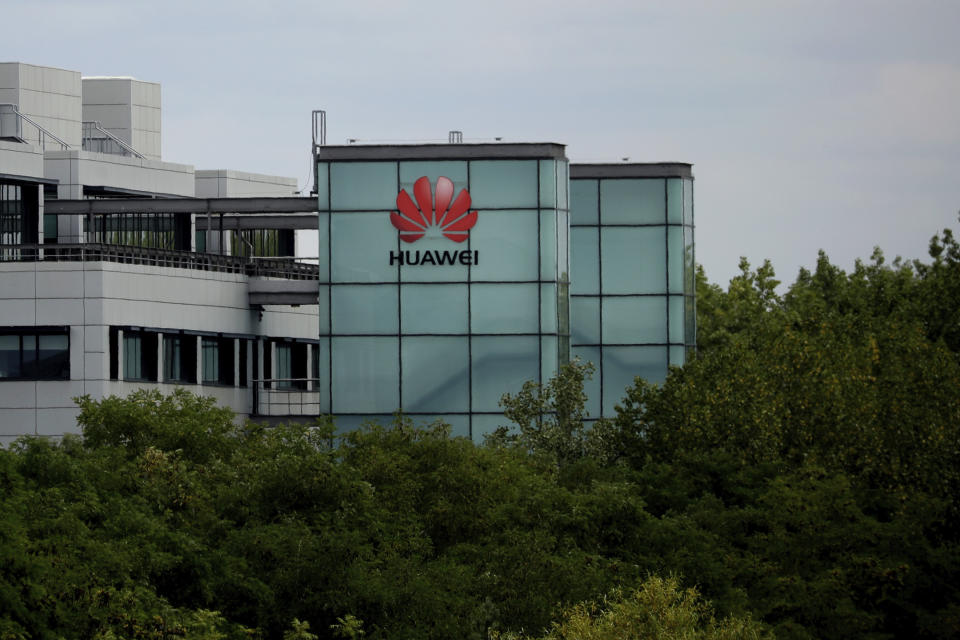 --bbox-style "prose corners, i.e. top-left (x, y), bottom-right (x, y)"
top-left (6, 0), bottom-right (959, 286)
